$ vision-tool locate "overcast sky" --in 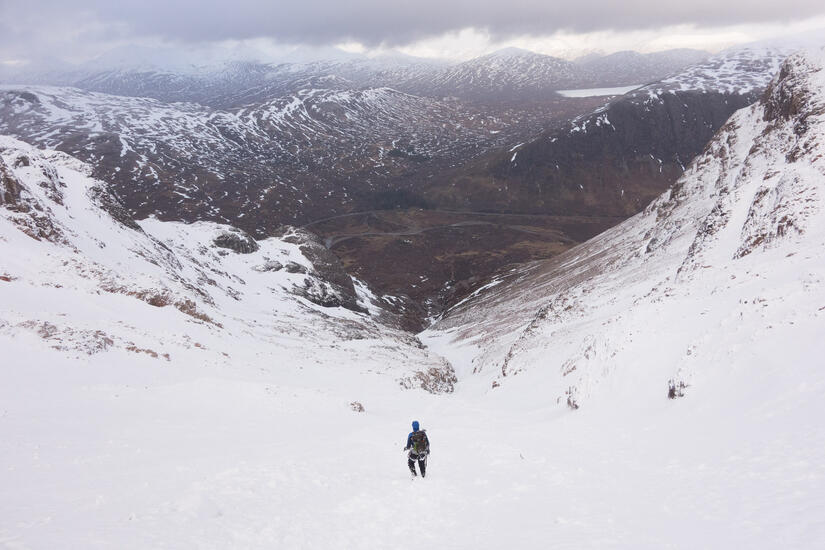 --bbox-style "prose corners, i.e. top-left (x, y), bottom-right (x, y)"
top-left (2, 0), bottom-right (825, 66)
